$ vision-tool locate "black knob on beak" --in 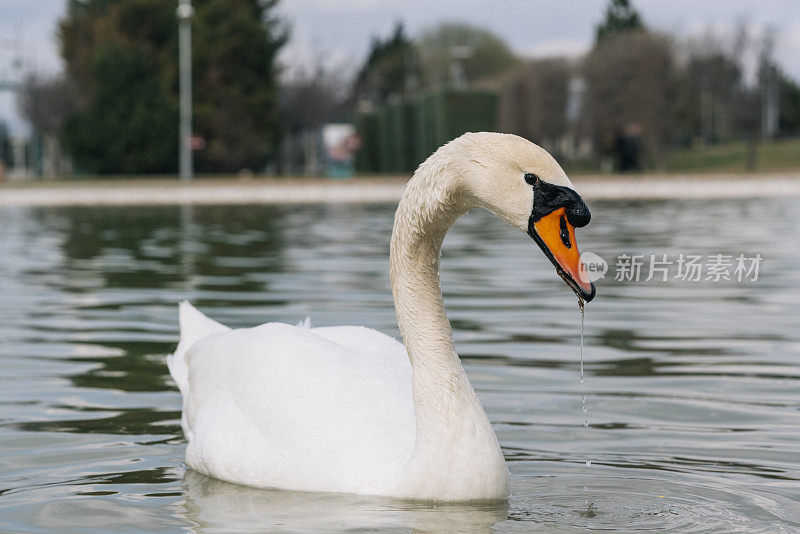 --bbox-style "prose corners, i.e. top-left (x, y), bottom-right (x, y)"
top-left (529, 178), bottom-right (591, 228)
top-left (567, 202), bottom-right (591, 228)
